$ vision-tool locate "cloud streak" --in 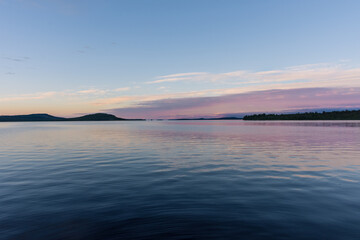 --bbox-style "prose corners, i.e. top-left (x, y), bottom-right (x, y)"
top-left (147, 63), bottom-right (360, 88)
top-left (149, 72), bottom-right (208, 84)
top-left (0, 87), bottom-right (131, 103)
top-left (3, 56), bottom-right (30, 62)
